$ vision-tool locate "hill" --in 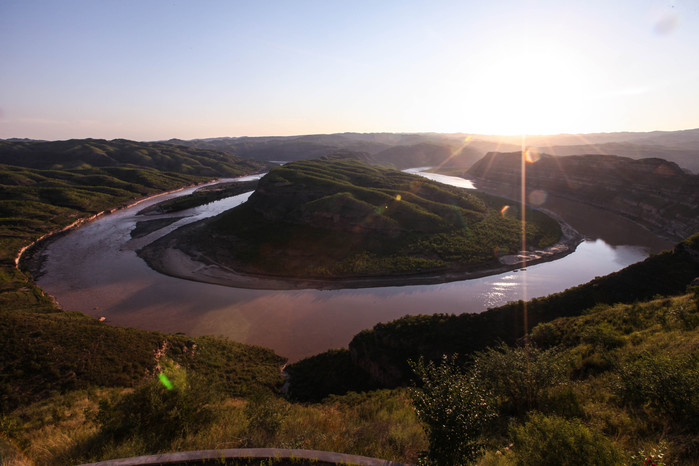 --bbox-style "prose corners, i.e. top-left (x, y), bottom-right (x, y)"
top-left (463, 152), bottom-right (699, 241)
top-left (0, 138), bottom-right (270, 315)
top-left (138, 156), bottom-right (565, 287)
top-left (0, 138), bottom-right (268, 175)
top-left (285, 234), bottom-right (699, 401)
top-left (161, 129), bottom-right (699, 173)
